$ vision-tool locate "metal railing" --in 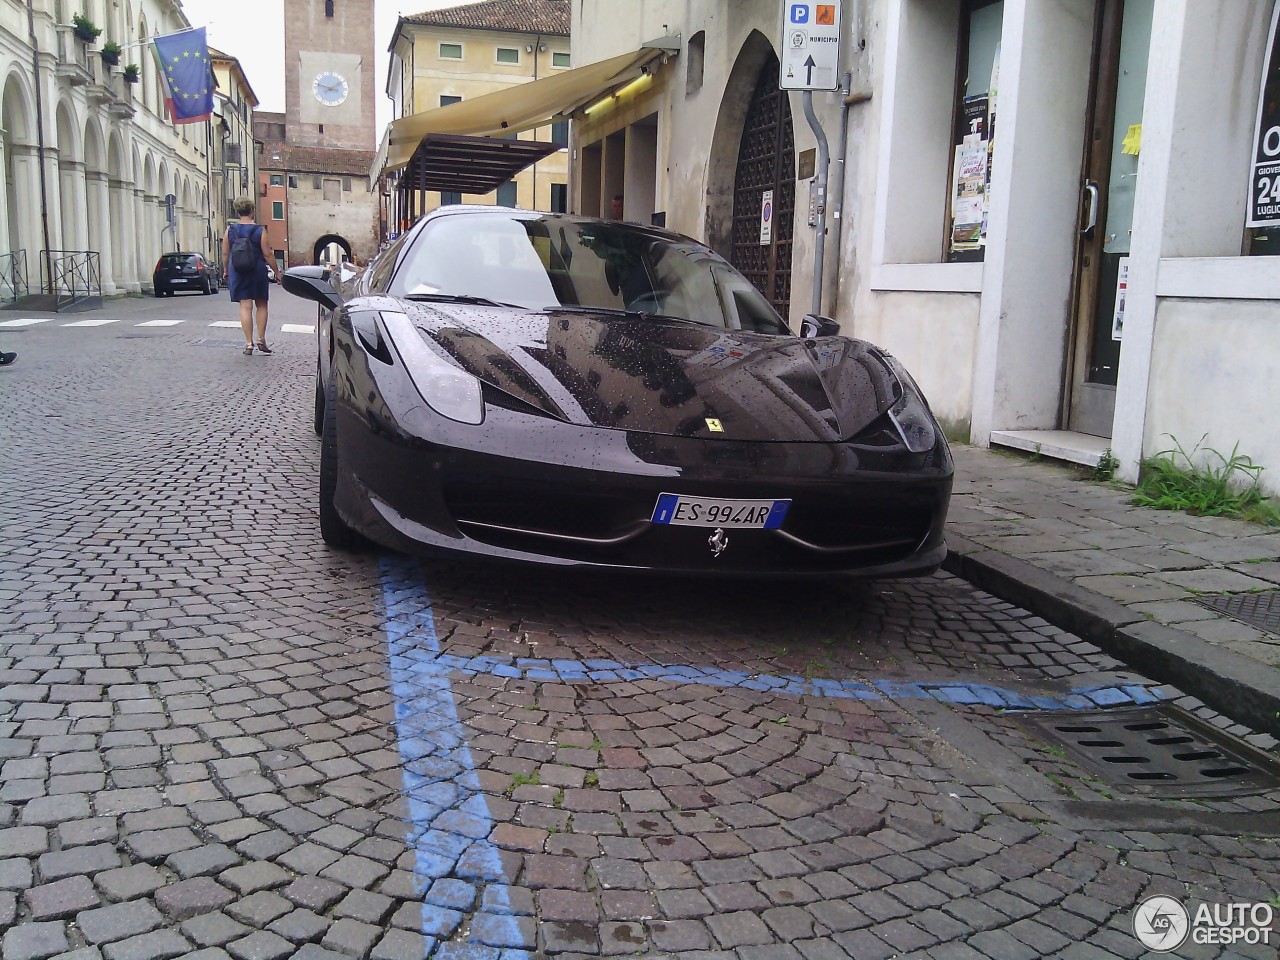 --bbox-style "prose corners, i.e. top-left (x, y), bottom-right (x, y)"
top-left (39, 250), bottom-right (101, 304)
top-left (0, 250), bottom-right (29, 304)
